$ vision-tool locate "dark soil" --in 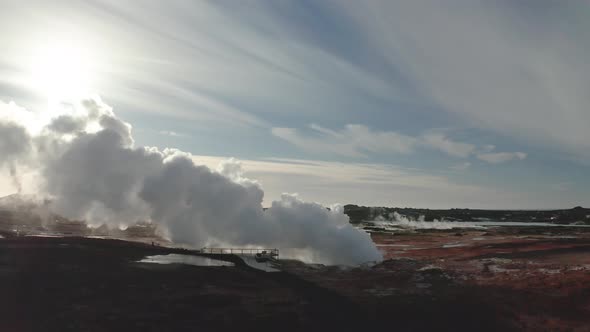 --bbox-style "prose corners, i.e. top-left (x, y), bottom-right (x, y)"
top-left (1, 230), bottom-right (587, 331)
top-left (0, 237), bottom-right (366, 332)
